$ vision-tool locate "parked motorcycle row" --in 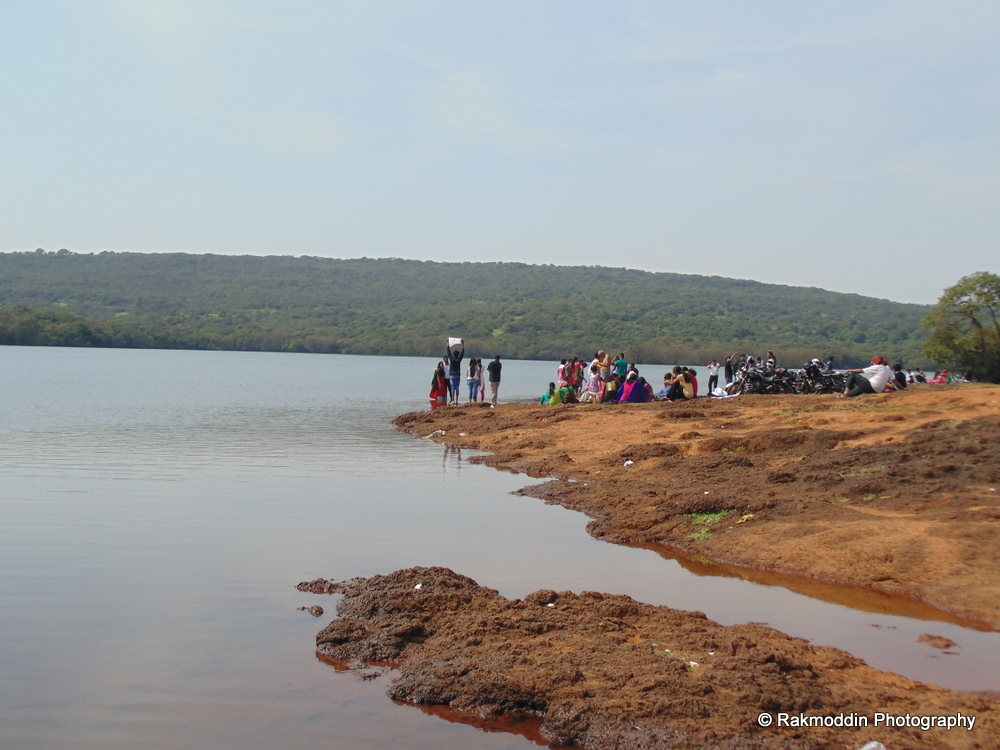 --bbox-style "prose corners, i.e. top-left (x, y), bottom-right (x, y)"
top-left (724, 360), bottom-right (845, 396)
